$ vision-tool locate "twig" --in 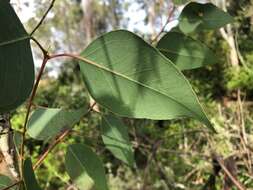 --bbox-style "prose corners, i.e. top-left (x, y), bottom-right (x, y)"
top-left (30, 0), bottom-right (56, 36)
top-left (214, 154), bottom-right (246, 190)
top-left (33, 129), bottom-right (70, 170)
top-left (0, 180), bottom-right (22, 190)
top-left (33, 103), bottom-right (96, 170)
top-left (20, 55), bottom-right (49, 177)
top-left (151, 5), bottom-right (175, 44)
